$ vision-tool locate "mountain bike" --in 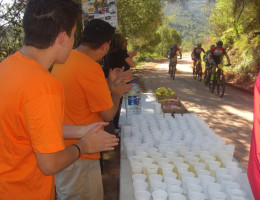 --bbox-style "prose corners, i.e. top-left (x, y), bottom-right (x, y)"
top-left (169, 56), bottom-right (180, 80)
top-left (209, 63), bottom-right (231, 98)
top-left (204, 64), bottom-right (212, 86)
top-left (193, 59), bottom-right (202, 81)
